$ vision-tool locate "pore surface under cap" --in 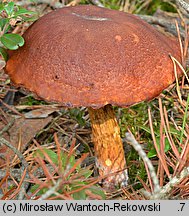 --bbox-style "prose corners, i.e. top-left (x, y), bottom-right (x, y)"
top-left (5, 5), bottom-right (182, 108)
